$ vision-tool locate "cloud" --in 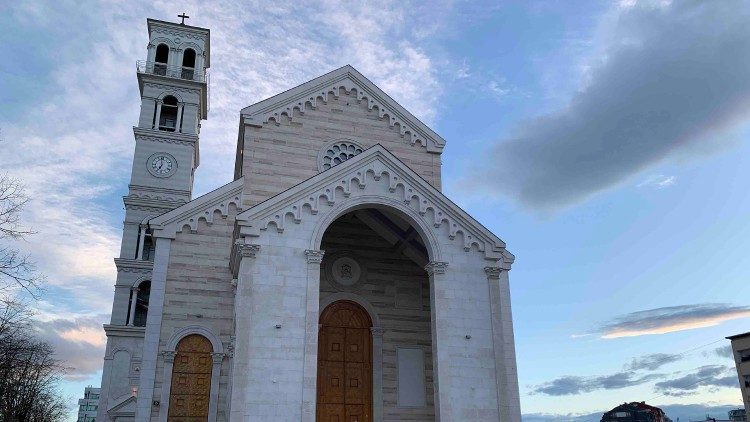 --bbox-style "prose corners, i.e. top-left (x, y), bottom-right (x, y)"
top-left (466, 1), bottom-right (750, 210)
top-left (637, 174), bottom-right (675, 189)
top-left (654, 365), bottom-right (738, 397)
top-left (32, 313), bottom-right (108, 381)
top-left (0, 0), bottom-right (449, 317)
top-left (713, 345), bottom-right (734, 359)
top-left (625, 353), bottom-right (682, 371)
top-left (596, 304), bottom-right (750, 339)
top-left (531, 371), bottom-right (663, 396)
